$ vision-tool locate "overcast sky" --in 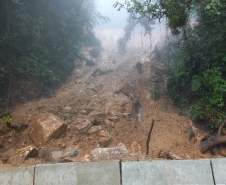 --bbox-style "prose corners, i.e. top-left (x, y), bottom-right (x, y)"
top-left (96, 0), bottom-right (129, 29)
